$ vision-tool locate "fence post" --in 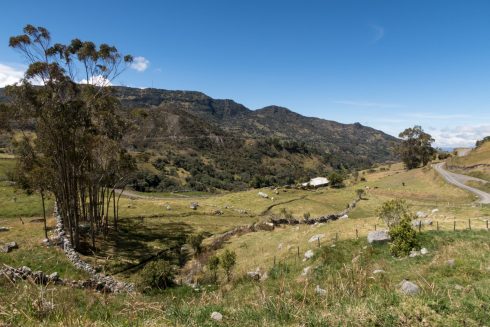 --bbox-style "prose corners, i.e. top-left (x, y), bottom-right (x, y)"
top-left (418, 222), bottom-right (421, 233)
top-left (297, 246), bottom-right (300, 259)
top-left (468, 219), bottom-right (471, 230)
top-left (274, 256), bottom-right (276, 265)
top-left (436, 221), bottom-right (439, 231)
top-left (335, 232), bottom-right (338, 241)
top-left (454, 221), bottom-right (456, 231)
top-left (374, 224), bottom-right (377, 231)
top-left (317, 237), bottom-right (320, 247)
top-left (356, 229), bottom-right (358, 239)
top-left (487, 220), bottom-right (489, 230)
